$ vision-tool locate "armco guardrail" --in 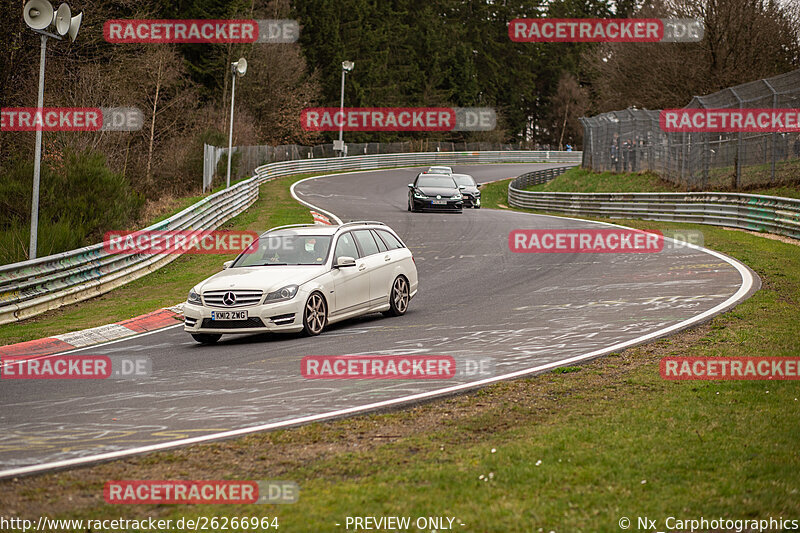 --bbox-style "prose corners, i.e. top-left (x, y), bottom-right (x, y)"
top-left (509, 178), bottom-right (800, 240)
top-left (511, 165), bottom-right (576, 188)
top-left (0, 150), bottom-right (579, 325)
top-left (249, 150), bottom-right (582, 183)
top-left (0, 179), bottom-right (259, 325)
